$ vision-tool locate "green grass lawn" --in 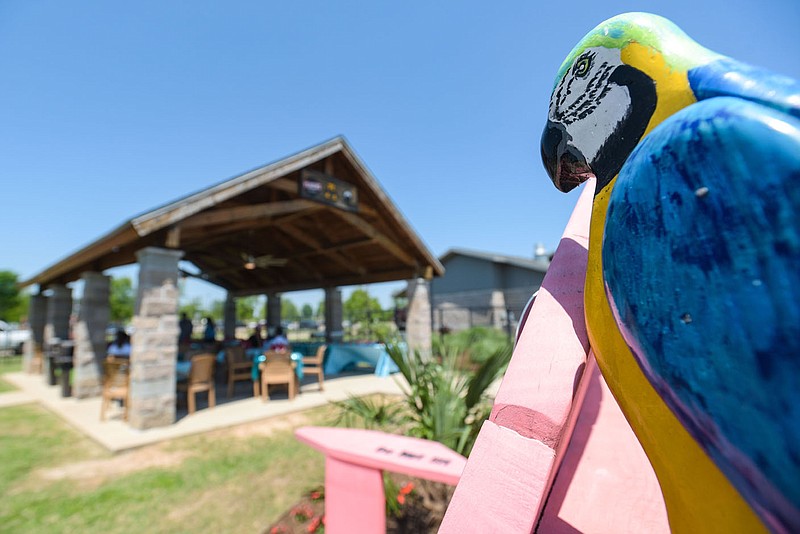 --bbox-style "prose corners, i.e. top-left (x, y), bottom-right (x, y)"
top-left (0, 355), bottom-right (22, 393)
top-left (0, 402), bottom-right (339, 533)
